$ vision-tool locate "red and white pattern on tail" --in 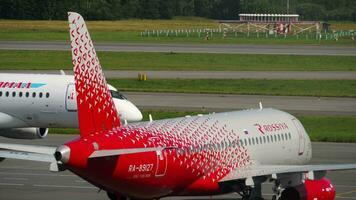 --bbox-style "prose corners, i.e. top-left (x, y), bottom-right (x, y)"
top-left (68, 12), bottom-right (120, 136)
